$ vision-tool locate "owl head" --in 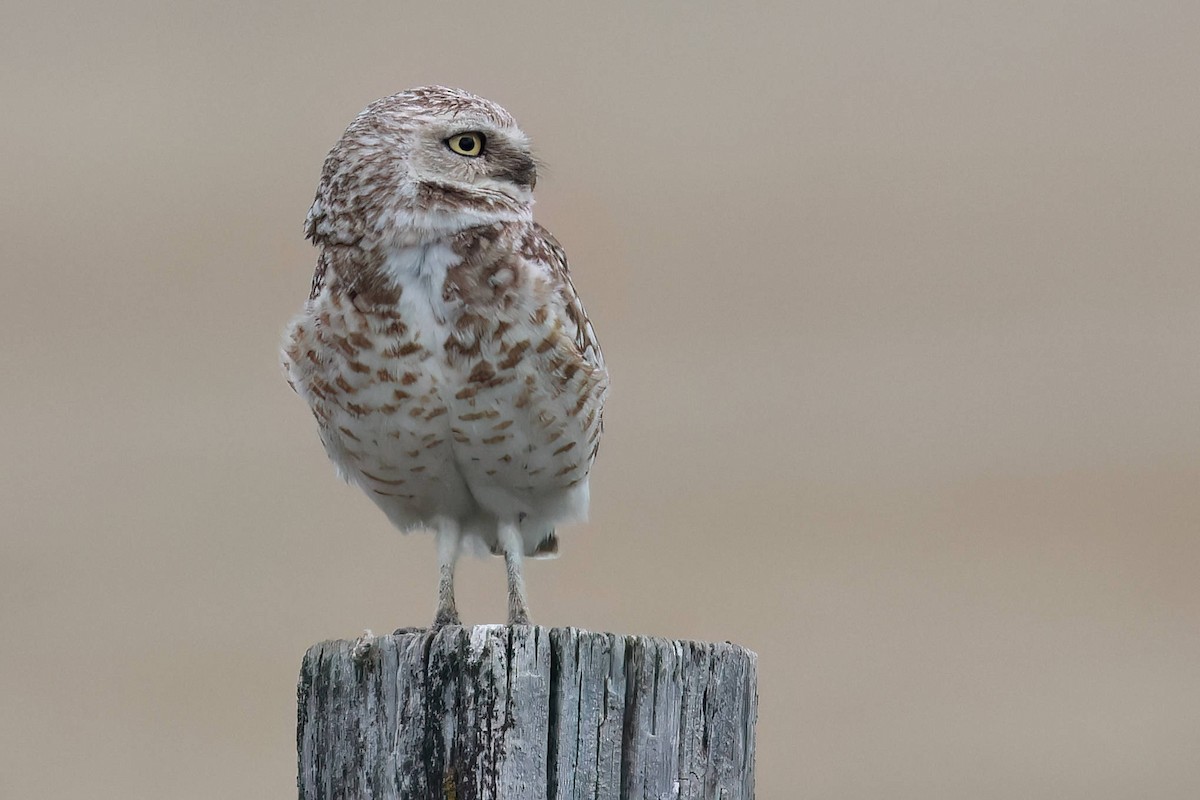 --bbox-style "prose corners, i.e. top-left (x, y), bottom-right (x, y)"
top-left (305, 86), bottom-right (538, 247)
